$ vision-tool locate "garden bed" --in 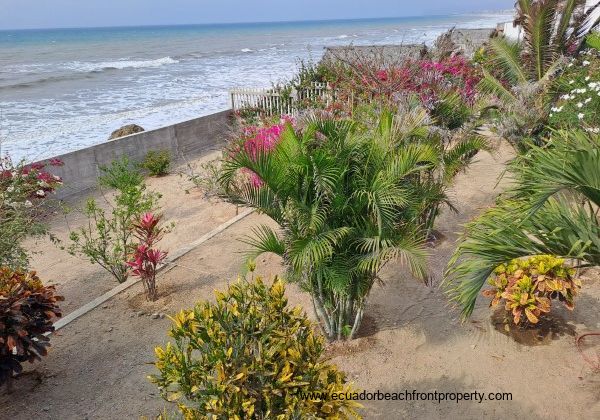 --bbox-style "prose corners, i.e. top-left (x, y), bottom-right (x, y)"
top-left (3, 144), bottom-right (599, 419)
top-left (21, 150), bottom-right (239, 313)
